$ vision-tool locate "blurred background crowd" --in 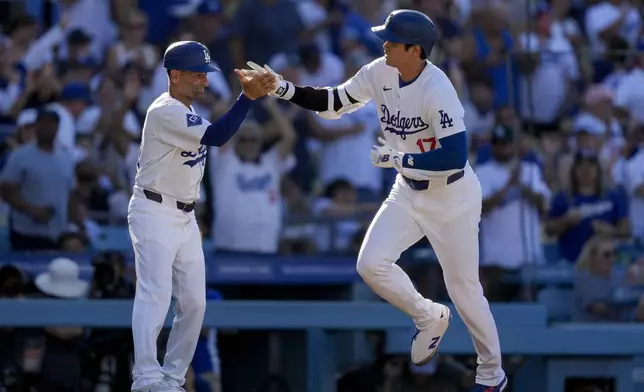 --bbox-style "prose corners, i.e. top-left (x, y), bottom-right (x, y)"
top-left (0, 0), bottom-right (644, 391)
